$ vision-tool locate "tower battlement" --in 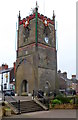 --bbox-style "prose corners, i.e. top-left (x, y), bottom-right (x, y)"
top-left (16, 6), bottom-right (57, 95)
